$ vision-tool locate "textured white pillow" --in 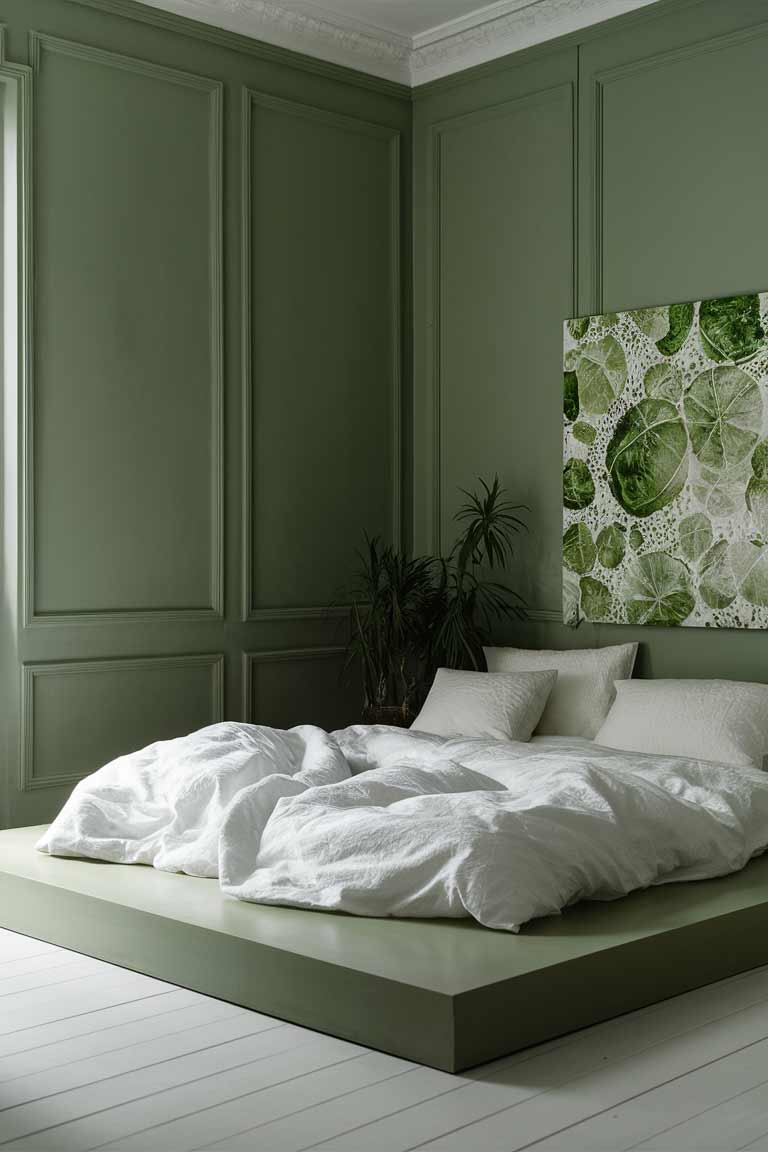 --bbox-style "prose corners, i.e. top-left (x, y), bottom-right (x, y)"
top-left (410, 667), bottom-right (557, 742)
top-left (595, 679), bottom-right (768, 770)
top-left (483, 643), bottom-right (638, 739)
